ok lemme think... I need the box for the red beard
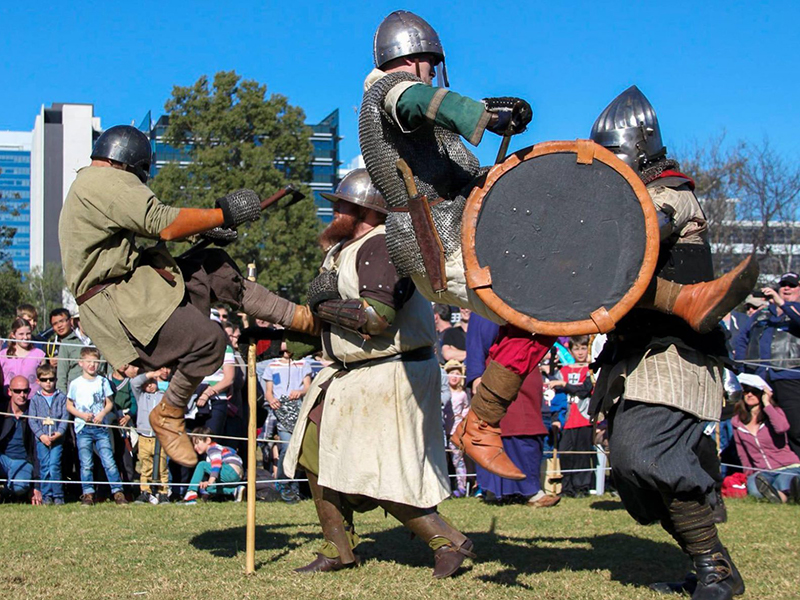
[319,212,359,250]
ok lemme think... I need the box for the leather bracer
[315,298,389,336]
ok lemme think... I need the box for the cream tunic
[284,226,451,508]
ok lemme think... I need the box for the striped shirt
[205,442,243,478]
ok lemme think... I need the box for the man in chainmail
[59,125,318,470]
[358,11,758,483]
[282,170,474,578]
[589,87,747,600]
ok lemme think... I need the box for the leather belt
[332,346,435,372]
[75,266,176,305]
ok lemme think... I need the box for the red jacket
[732,405,800,470]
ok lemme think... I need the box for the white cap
[736,373,772,393]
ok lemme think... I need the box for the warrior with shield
[358,11,757,481]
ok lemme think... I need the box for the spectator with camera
[736,272,800,458]
[262,341,312,503]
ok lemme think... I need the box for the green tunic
[59,166,183,370]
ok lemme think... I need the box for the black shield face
[473,152,647,324]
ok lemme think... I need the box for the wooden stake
[245,263,258,575]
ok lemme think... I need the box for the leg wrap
[471,360,523,425]
[164,370,204,409]
[306,472,358,564]
[666,497,720,557]
[241,279,296,328]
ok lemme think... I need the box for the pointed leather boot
[380,502,476,579]
[149,400,198,468]
[690,546,745,600]
[670,255,759,334]
[294,553,360,573]
[452,409,525,480]
[649,572,697,595]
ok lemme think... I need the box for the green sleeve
[364,298,397,327]
[396,84,490,146]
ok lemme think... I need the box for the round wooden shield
[462,140,659,336]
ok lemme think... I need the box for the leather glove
[200,226,238,247]
[216,189,262,228]
[483,97,533,135]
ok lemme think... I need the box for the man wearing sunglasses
[736,272,800,460]
[0,375,42,504]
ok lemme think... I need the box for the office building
[0,131,32,271]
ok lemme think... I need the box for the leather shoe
[149,400,198,468]
[649,573,697,595]
[432,539,475,579]
[451,409,525,480]
[671,255,759,334]
[294,553,359,573]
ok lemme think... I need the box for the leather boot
[380,501,476,579]
[451,361,525,480]
[660,255,759,334]
[690,545,745,599]
[649,572,698,595]
[296,472,358,572]
[149,400,198,468]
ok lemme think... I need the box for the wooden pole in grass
[245,263,258,574]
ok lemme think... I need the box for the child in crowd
[66,347,127,506]
[109,364,139,486]
[444,360,469,497]
[1,317,46,396]
[548,335,595,497]
[28,364,68,505]
[184,426,245,504]
[131,368,171,504]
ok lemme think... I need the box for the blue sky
[2,1,797,166]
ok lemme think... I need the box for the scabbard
[407,192,448,293]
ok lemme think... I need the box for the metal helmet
[320,168,388,214]
[373,10,449,87]
[589,86,666,172]
[91,125,152,183]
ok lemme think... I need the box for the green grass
[1,495,797,599]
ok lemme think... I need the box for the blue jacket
[464,314,500,388]
[28,390,69,439]
[735,302,800,381]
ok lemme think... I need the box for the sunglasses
[39,377,55,382]
[742,386,762,395]
[780,282,798,288]
[11,388,31,394]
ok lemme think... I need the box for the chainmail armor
[640,158,681,185]
[358,71,481,276]
[307,269,341,311]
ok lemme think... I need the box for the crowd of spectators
[4,275,800,508]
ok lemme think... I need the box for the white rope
[0,336,96,348]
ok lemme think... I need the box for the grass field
[1,495,797,599]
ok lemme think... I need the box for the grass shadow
[590,499,626,511]
[190,523,317,564]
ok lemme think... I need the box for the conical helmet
[590,86,665,171]
[320,168,387,214]
[373,10,449,86]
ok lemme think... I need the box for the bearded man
[282,169,474,578]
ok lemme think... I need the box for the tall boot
[643,255,759,334]
[691,545,745,600]
[379,501,475,579]
[241,280,320,336]
[295,472,359,573]
[451,361,525,480]
[149,370,204,468]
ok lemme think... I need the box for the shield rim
[461,139,660,336]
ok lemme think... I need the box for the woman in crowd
[732,373,800,503]
[1,318,46,396]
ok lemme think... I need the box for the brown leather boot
[451,361,525,480]
[290,304,321,336]
[295,472,359,573]
[149,400,198,468]
[379,501,476,579]
[658,255,759,334]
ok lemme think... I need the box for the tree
[0,263,26,334]
[150,71,322,302]
[24,262,66,326]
